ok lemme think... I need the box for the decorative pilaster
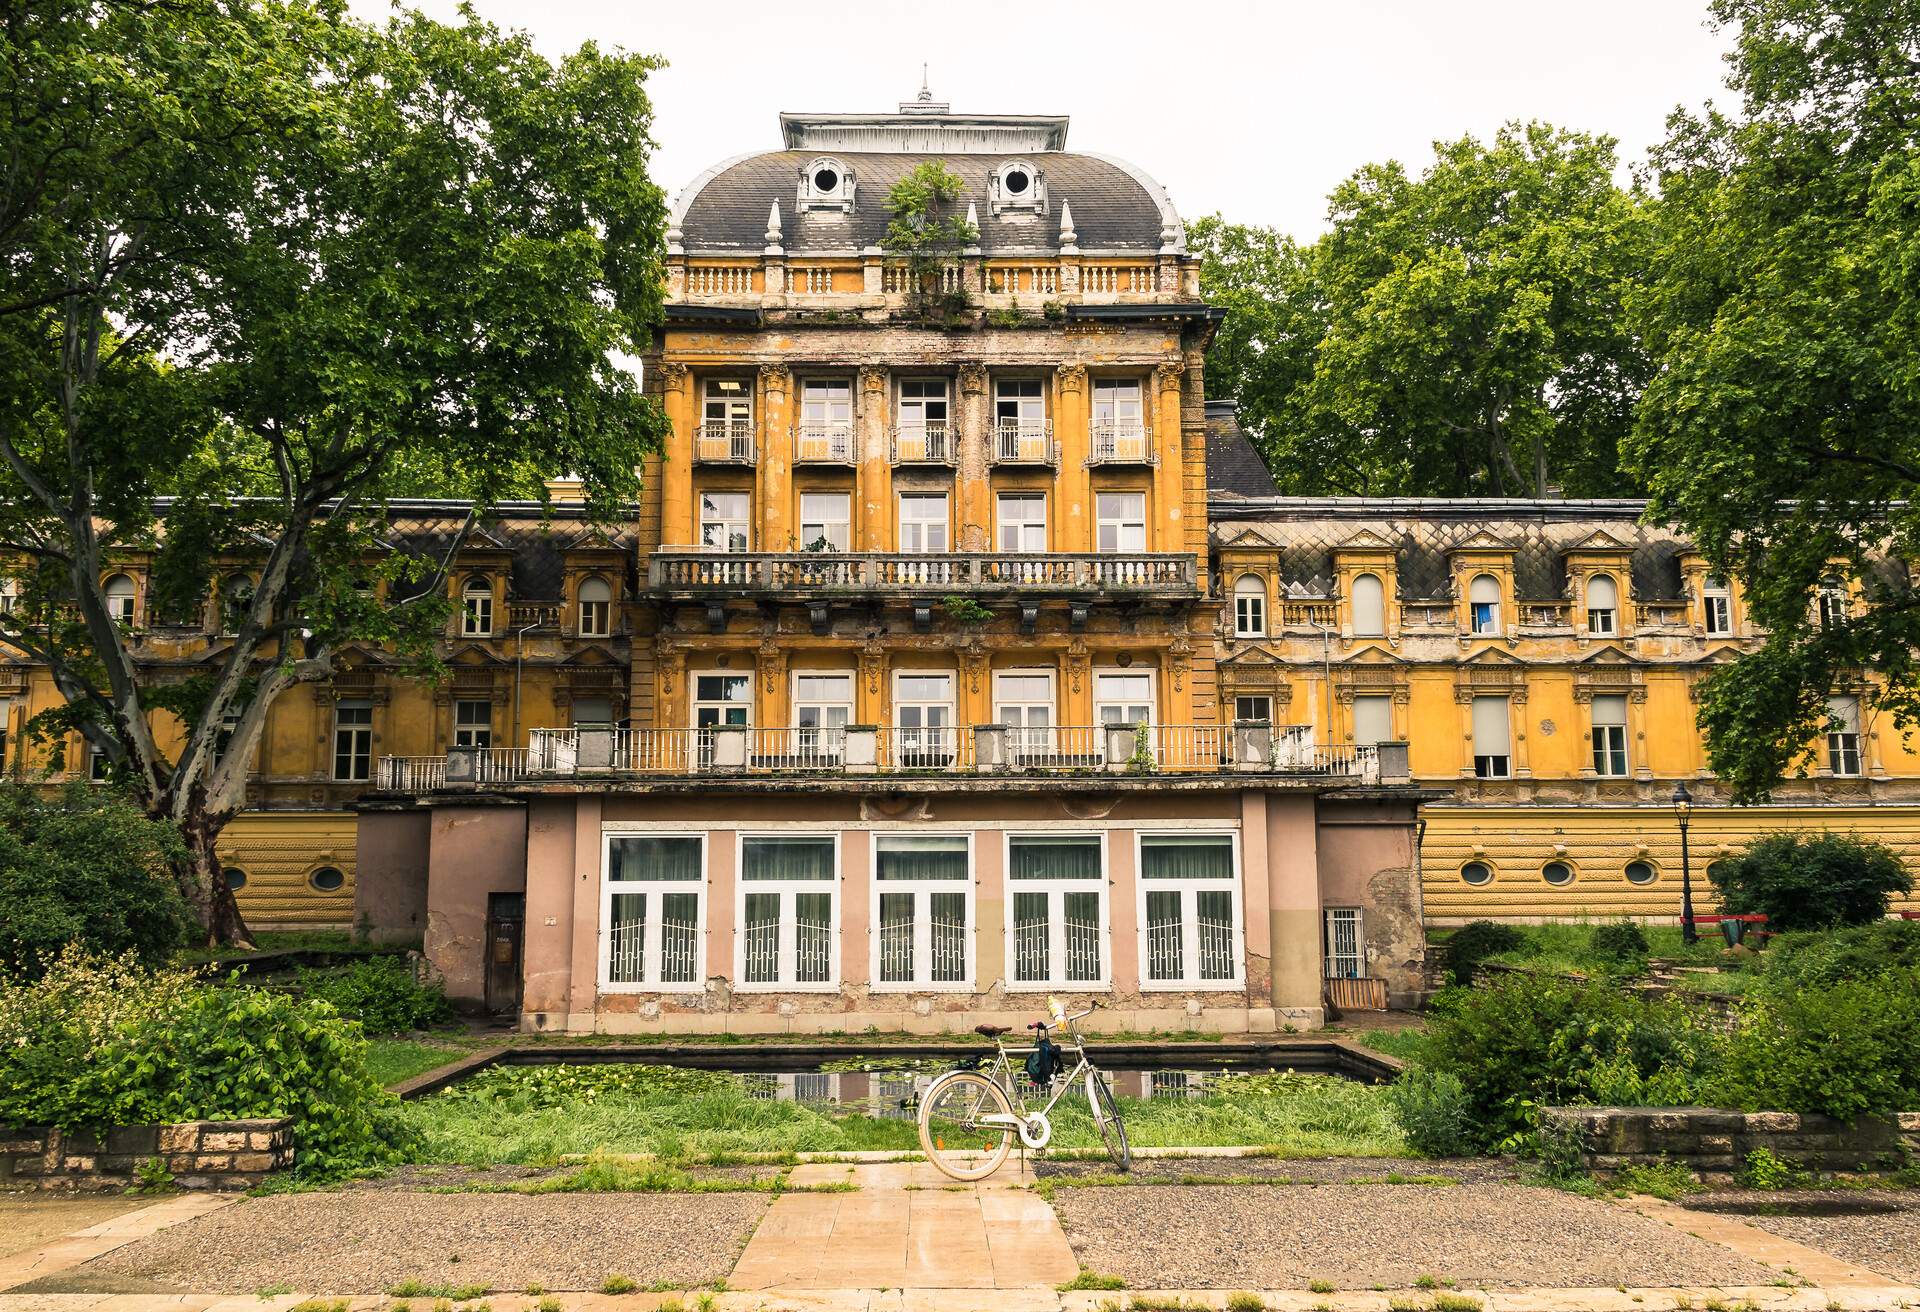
[1151,360,1186,555]
[757,363,791,548]
[658,362,693,548]
[1055,363,1090,551]
[957,362,990,552]
[858,364,890,550]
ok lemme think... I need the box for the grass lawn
[1477,920,1763,994]
[366,1037,470,1087]
[1352,1027,1426,1063]
[396,1064,1407,1165]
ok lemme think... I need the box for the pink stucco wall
[420,801,527,1007]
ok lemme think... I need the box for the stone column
[1151,361,1185,554]
[857,364,890,550]
[658,363,693,547]
[1054,364,1089,551]
[956,363,990,552]
[757,363,791,551]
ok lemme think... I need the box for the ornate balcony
[648,550,1199,599]
[795,423,855,464]
[890,423,953,465]
[991,421,1056,466]
[1088,422,1155,465]
[694,421,755,464]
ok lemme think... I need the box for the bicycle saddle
[973,1024,1011,1038]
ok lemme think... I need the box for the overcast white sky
[349,0,1735,240]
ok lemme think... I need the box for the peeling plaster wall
[1317,798,1427,1007]
[421,801,528,1007]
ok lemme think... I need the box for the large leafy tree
[1626,0,1920,800]
[1193,123,1650,497]
[0,0,669,941]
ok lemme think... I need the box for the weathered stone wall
[0,1118,293,1191]
[1545,1105,1920,1176]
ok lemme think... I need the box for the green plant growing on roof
[883,161,978,318]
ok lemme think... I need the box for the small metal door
[484,892,525,1015]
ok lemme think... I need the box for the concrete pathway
[1617,1193,1901,1291]
[729,1160,1078,1291]
[0,1195,238,1295]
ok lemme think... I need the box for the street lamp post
[1671,780,1696,945]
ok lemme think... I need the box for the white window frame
[1703,578,1733,637]
[700,490,751,552]
[1352,694,1392,748]
[1590,694,1629,777]
[453,698,493,750]
[1468,574,1501,636]
[1826,695,1863,776]
[898,492,950,553]
[1233,575,1266,638]
[1134,830,1244,991]
[1233,694,1273,724]
[461,578,493,637]
[1817,578,1849,629]
[103,573,137,625]
[1471,695,1511,780]
[702,378,752,425]
[1094,669,1155,728]
[692,672,753,729]
[1586,574,1618,636]
[800,492,851,552]
[333,699,373,781]
[799,378,854,459]
[1324,907,1364,980]
[577,577,612,637]
[734,832,840,993]
[869,831,975,993]
[994,668,1056,758]
[893,670,957,765]
[996,493,1047,552]
[1351,572,1386,637]
[600,832,708,993]
[1003,832,1110,992]
[1095,492,1147,553]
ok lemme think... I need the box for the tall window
[700,379,753,460]
[994,670,1054,758]
[1351,572,1385,636]
[1233,575,1266,637]
[461,578,493,636]
[1471,696,1511,779]
[1827,695,1863,776]
[220,574,253,634]
[994,378,1048,461]
[873,834,970,989]
[897,378,949,460]
[1353,694,1392,748]
[211,706,242,769]
[333,699,373,781]
[1091,380,1146,458]
[454,699,492,750]
[87,742,111,781]
[1590,694,1628,776]
[1586,574,1618,635]
[1095,672,1153,727]
[1469,574,1501,636]
[603,835,703,989]
[577,578,612,637]
[700,491,750,552]
[103,573,136,625]
[894,672,955,765]
[800,492,850,552]
[1139,834,1240,988]
[694,673,751,730]
[996,494,1047,552]
[1233,694,1272,724]
[1324,908,1364,980]
[1095,492,1146,552]
[1007,835,1106,989]
[738,835,836,989]
[1817,577,1849,629]
[898,493,949,552]
[793,673,853,760]
[1703,577,1733,636]
[799,379,853,460]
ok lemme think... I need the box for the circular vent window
[1003,168,1030,195]
[308,866,346,893]
[224,867,248,891]
[1460,861,1493,886]
[1624,860,1657,885]
[1542,860,1574,886]
[812,167,839,193]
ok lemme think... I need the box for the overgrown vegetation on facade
[882,161,978,318]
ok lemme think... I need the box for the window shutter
[1471,696,1509,754]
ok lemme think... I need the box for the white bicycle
[916,998,1130,1180]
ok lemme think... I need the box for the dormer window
[798,156,855,213]
[990,160,1046,216]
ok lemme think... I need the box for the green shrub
[0,783,192,975]
[1712,967,1920,1120]
[1386,1069,1475,1157]
[1758,920,1920,993]
[293,957,452,1035]
[0,948,402,1177]
[1612,1159,1700,1199]
[1442,920,1526,985]
[1736,1146,1812,1190]
[1591,920,1650,968]
[1421,974,1722,1149]
[1708,832,1913,930]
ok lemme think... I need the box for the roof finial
[918,64,931,102]
[764,200,783,255]
[1058,200,1078,254]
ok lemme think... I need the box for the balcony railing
[377,727,1406,791]
[992,421,1055,466]
[649,550,1197,597]
[694,421,756,464]
[890,424,953,465]
[1089,422,1154,465]
[796,423,855,463]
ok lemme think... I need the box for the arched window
[461,577,493,637]
[1586,574,1618,635]
[1468,574,1501,635]
[1233,575,1266,638]
[1351,573,1385,637]
[103,573,136,625]
[578,577,612,637]
[219,574,253,633]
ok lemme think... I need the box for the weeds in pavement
[289,1302,348,1312]
[599,1274,638,1295]
[1227,1293,1266,1311]
[1433,1294,1484,1312]
[1612,1160,1701,1200]
[255,1284,294,1298]
[384,1280,485,1301]
[1059,1268,1128,1290]
[1308,1279,1336,1293]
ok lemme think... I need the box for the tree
[1192,124,1651,497]
[1626,0,1920,800]
[0,1,670,942]
[881,161,977,317]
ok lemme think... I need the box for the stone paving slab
[1619,1193,1900,1290]
[0,1197,239,1294]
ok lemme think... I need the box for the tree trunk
[174,800,256,950]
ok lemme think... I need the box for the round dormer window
[812,166,839,193]
[1003,167,1030,195]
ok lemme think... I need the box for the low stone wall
[0,1118,293,1190]
[1545,1105,1920,1176]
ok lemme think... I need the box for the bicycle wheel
[919,1071,1016,1181]
[1087,1067,1130,1171]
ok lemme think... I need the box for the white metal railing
[747,726,846,770]
[877,725,970,771]
[694,421,755,463]
[742,910,779,984]
[659,914,698,984]
[1066,910,1101,982]
[377,756,445,791]
[1147,915,1182,982]
[1198,910,1236,980]
[992,421,1054,464]
[796,914,832,984]
[795,423,855,462]
[650,550,1197,595]
[1004,725,1103,770]
[607,914,646,985]
[1089,422,1154,463]
[687,266,754,296]
[890,423,952,464]
[1154,724,1230,771]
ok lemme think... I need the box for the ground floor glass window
[873,834,970,988]
[739,835,836,988]
[1007,835,1105,988]
[1139,834,1240,987]
[604,835,703,988]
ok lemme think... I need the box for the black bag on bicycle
[1025,1034,1062,1085]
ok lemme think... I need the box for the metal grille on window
[605,835,702,987]
[930,891,967,983]
[659,893,698,983]
[1324,908,1363,980]
[879,891,915,984]
[608,892,647,985]
[1146,889,1183,982]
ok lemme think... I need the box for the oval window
[224,866,248,891]
[308,866,346,893]
[1542,860,1574,886]
[813,167,839,192]
[1003,168,1030,195]
[1624,860,1657,885]
[1460,861,1493,886]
